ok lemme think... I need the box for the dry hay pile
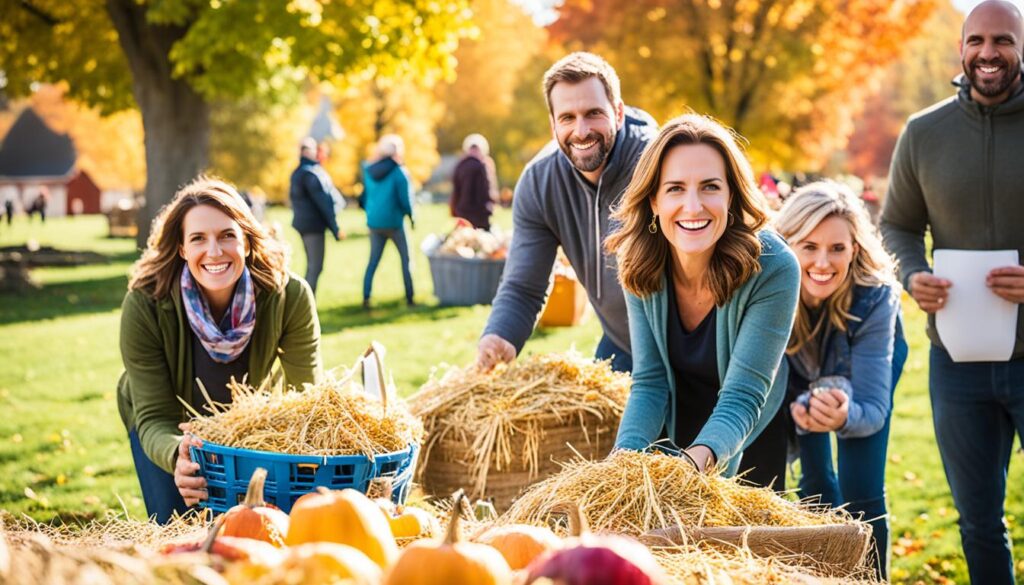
[187,372,423,457]
[0,512,222,585]
[501,450,851,535]
[409,351,631,498]
[652,545,883,585]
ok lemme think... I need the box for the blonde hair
[542,52,622,115]
[129,176,288,300]
[605,114,768,304]
[774,180,897,354]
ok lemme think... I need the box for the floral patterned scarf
[180,265,256,363]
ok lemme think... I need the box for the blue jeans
[364,228,414,303]
[930,345,1024,585]
[798,417,893,580]
[129,429,192,524]
[595,334,633,373]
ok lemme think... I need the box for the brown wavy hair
[129,176,288,300]
[605,114,768,304]
[773,180,898,354]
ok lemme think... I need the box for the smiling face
[180,204,248,304]
[794,215,858,307]
[549,77,625,181]
[651,143,730,264]
[960,1,1024,106]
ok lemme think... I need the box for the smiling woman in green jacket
[118,176,323,523]
[606,114,799,480]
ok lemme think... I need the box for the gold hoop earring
[727,211,736,226]
[648,215,659,234]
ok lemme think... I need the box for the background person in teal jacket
[776,181,907,581]
[359,134,416,310]
[605,114,800,478]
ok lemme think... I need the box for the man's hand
[476,334,516,372]
[987,265,1024,304]
[908,272,951,313]
[334,228,346,241]
[174,423,207,506]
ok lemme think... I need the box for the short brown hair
[605,114,769,304]
[129,176,288,300]
[542,52,622,114]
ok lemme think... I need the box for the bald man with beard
[881,1,1024,582]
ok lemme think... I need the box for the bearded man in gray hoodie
[881,2,1024,582]
[476,52,657,372]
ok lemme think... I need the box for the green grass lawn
[1,206,1022,583]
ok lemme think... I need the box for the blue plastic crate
[189,441,419,514]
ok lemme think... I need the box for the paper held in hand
[933,249,1019,362]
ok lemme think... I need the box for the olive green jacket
[117,274,322,474]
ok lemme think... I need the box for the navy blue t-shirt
[666,281,719,448]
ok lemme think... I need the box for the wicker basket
[427,253,505,306]
[641,523,873,575]
[420,411,620,512]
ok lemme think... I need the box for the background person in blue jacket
[775,181,907,581]
[605,114,800,478]
[289,137,344,295]
[359,134,416,310]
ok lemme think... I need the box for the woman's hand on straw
[683,445,716,473]
[175,422,208,506]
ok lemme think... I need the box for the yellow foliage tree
[327,79,444,195]
[549,0,937,170]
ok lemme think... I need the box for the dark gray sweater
[483,108,657,354]
[881,73,1024,358]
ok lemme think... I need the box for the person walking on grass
[360,134,416,310]
[118,176,322,523]
[476,52,657,373]
[290,137,344,295]
[450,133,498,230]
[881,2,1024,582]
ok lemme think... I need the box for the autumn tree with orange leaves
[549,0,936,170]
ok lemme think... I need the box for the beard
[963,55,1022,99]
[559,129,615,173]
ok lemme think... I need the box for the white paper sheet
[933,249,1019,362]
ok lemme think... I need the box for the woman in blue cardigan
[606,114,800,478]
[775,181,906,581]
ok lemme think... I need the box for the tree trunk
[106,0,210,248]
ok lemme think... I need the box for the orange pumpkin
[270,542,383,585]
[383,490,513,585]
[474,524,562,570]
[163,535,284,565]
[218,468,289,547]
[286,487,398,567]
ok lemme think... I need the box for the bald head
[964,1,1024,39]
[960,0,1024,106]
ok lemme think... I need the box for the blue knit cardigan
[614,230,800,475]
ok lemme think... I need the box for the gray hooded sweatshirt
[483,107,658,354]
[881,72,1024,359]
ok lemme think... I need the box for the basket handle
[361,342,389,411]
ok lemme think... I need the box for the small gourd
[218,468,289,547]
[522,503,668,585]
[383,490,513,585]
[270,542,383,585]
[474,524,562,570]
[286,487,398,568]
